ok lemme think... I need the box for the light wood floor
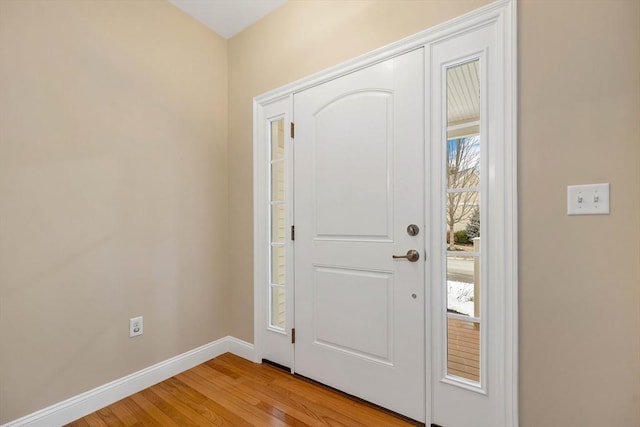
[67,353,422,426]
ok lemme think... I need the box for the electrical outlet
[129,316,143,337]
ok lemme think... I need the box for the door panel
[313,267,393,363]
[294,48,425,422]
[314,91,392,240]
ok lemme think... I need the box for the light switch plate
[567,183,610,215]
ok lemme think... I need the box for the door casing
[253,1,518,425]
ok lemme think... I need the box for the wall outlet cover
[129,316,143,337]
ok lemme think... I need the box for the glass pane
[270,285,286,329]
[446,191,479,249]
[447,136,480,188]
[271,203,285,243]
[271,119,285,160]
[271,161,285,202]
[269,119,286,329]
[447,255,479,317]
[446,59,481,386]
[446,59,480,134]
[446,60,480,188]
[271,245,285,285]
[447,318,480,382]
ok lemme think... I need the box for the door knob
[392,249,420,262]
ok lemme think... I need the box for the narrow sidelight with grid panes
[445,59,481,384]
[269,119,286,330]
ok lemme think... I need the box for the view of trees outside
[465,206,480,239]
[446,135,480,316]
[447,135,480,250]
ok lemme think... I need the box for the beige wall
[519,1,639,425]
[228,1,640,426]
[0,0,229,422]
[1,0,638,425]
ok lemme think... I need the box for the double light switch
[567,183,610,215]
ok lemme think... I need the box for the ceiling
[447,60,480,126]
[169,0,287,39]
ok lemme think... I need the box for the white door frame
[253,1,517,425]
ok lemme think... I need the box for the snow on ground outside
[447,280,474,317]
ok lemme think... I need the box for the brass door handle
[392,249,420,262]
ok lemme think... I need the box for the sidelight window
[444,59,482,385]
[269,118,286,330]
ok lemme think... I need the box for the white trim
[253,97,266,364]
[253,0,517,425]
[2,337,255,427]
[423,46,433,424]
[447,120,480,132]
[227,336,255,362]
[254,0,512,104]
[447,312,481,323]
[504,1,519,425]
[446,186,481,194]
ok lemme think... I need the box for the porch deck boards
[447,318,481,382]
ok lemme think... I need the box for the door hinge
[291,328,296,344]
[290,122,295,138]
[291,225,295,241]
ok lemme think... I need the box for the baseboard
[226,336,255,361]
[2,336,255,427]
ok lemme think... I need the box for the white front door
[293,49,426,422]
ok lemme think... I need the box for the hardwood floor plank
[129,391,186,426]
[82,412,111,427]
[208,354,276,384]
[141,386,214,426]
[178,369,287,426]
[190,363,333,425]
[66,418,91,427]
[254,401,310,427]
[119,396,179,427]
[105,399,145,427]
[67,353,420,427]
[197,361,410,427]
[273,373,416,426]
[159,377,253,426]
[205,372,331,425]
[213,358,417,426]
[204,359,244,380]
[190,364,327,425]
[150,381,220,426]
